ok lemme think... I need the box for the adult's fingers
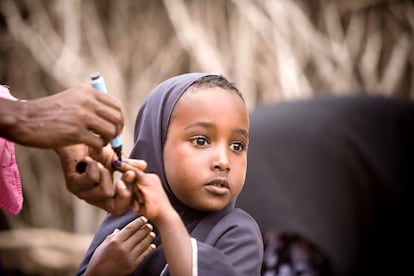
[79,86,124,144]
[104,181,133,216]
[77,160,115,201]
[82,156,100,183]
[114,159,147,174]
[84,115,120,147]
[75,130,106,149]
[93,88,123,111]
[89,144,117,171]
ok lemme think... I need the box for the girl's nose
[212,145,230,172]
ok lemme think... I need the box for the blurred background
[0,0,413,274]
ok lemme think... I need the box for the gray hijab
[130,72,235,219]
[76,73,238,275]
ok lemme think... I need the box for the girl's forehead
[173,88,242,112]
[170,86,249,123]
[177,86,243,105]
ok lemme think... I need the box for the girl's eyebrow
[184,122,248,139]
[184,122,214,130]
[236,129,249,139]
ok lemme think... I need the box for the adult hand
[2,85,124,149]
[85,216,156,275]
[55,144,147,216]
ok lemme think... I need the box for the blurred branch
[162,0,226,74]
[230,10,256,109]
[379,35,410,93]
[0,0,91,86]
[82,1,125,101]
[62,0,82,53]
[337,0,388,12]
[360,13,382,89]
[266,0,313,98]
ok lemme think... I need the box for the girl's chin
[194,201,228,212]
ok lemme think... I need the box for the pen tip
[90,72,101,80]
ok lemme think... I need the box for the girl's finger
[116,216,148,242]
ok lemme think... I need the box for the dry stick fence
[0,0,413,274]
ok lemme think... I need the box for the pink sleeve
[0,85,23,215]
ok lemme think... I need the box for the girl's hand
[85,216,156,276]
[117,159,173,224]
[117,160,193,276]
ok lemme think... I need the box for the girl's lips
[204,178,230,195]
[205,178,230,189]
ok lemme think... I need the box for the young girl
[76,73,263,275]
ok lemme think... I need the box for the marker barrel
[90,72,123,161]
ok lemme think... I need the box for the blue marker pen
[90,72,123,162]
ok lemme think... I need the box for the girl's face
[163,86,249,212]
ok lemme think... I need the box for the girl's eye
[230,142,246,152]
[191,136,209,147]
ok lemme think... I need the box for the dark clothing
[77,73,263,275]
[78,208,262,275]
[236,95,414,276]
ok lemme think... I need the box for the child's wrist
[154,207,181,229]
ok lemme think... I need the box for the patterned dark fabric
[261,229,332,276]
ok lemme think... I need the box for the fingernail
[119,182,127,189]
[140,216,148,223]
[145,223,153,231]
[113,159,122,168]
